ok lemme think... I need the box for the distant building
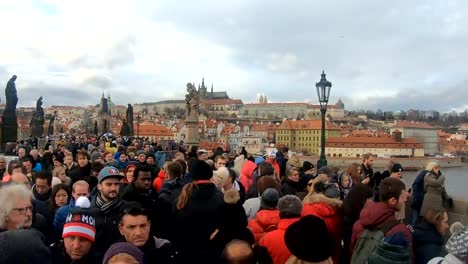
[390,121,438,155]
[240,99,345,120]
[276,120,341,155]
[98,93,111,135]
[198,78,229,100]
[326,130,425,158]
[200,98,243,117]
[136,122,174,141]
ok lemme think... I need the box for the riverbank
[298,156,466,169]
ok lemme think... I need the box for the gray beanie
[278,195,302,219]
[260,188,279,209]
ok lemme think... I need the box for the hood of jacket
[240,160,257,178]
[303,193,342,208]
[359,201,397,228]
[277,218,299,230]
[255,209,280,229]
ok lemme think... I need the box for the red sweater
[260,218,299,264]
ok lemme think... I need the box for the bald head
[11,173,30,188]
[222,240,254,264]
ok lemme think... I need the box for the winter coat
[410,170,428,212]
[351,202,413,259]
[53,198,76,237]
[280,178,302,196]
[50,241,99,264]
[275,151,287,177]
[259,218,299,264]
[69,163,92,185]
[413,221,445,264]
[0,229,52,264]
[247,209,280,243]
[91,197,126,260]
[153,170,166,192]
[239,160,257,193]
[361,163,374,188]
[137,236,177,264]
[32,186,53,225]
[302,194,343,264]
[420,171,449,216]
[172,182,224,264]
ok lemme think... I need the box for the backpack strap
[378,219,401,234]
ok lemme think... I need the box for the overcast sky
[1,0,467,112]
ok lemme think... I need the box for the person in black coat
[171,160,224,264]
[91,167,126,260]
[280,167,302,195]
[413,208,449,264]
[70,151,92,185]
[121,165,163,237]
[340,184,373,264]
[211,189,254,260]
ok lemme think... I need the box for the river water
[398,166,468,200]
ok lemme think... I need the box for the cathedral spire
[211,83,213,95]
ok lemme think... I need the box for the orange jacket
[302,194,343,264]
[152,170,166,192]
[247,209,280,243]
[266,159,280,177]
[239,160,257,193]
[259,218,299,264]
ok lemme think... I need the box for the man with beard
[0,184,33,232]
[92,166,125,259]
[360,153,375,188]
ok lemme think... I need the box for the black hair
[35,170,52,186]
[133,165,151,180]
[120,203,150,222]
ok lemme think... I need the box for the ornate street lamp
[316,70,332,169]
[136,114,141,138]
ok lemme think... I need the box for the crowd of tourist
[0,139,466,264]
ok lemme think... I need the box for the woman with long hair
[341,184,373,264]
[413,208,450,264]
[173,159,224,263]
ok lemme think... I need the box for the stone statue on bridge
[1,75,19,143]
[30,96,45,137]
[184,82,200,145]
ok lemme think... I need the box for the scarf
[32,184,51,202]
[95,193,122,215]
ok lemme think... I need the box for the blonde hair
[52,167,66,178]
[107,253,139,264]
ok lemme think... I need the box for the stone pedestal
[185,119,199,146]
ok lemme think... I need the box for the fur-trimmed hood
[303,193,342,208]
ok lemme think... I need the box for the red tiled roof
[326,136,423,149]
[278,120,340,130]
[136,124,173,137]
[394,121,434,129]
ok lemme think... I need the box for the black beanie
[285,215,333,262]
[191,159,213,180]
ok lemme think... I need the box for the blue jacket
[411,170,428,211]
[53,198,75,235]
[413,221,445,264]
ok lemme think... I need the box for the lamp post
[316,70,332,169]
[136,114,141,138]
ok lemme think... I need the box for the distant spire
[211,83,213,94]
[202,77,205,87]
[102,90,105,99]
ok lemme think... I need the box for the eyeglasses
[307,183,313,187]
[12,206,33,215]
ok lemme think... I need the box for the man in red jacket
[260,195,302,264]
[350,177,412,257]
